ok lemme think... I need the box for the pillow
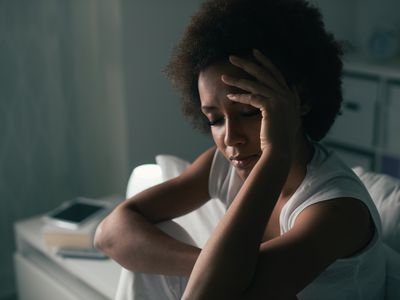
[155,154,190,181]
[352,166,400,253]
[126,155,191,199]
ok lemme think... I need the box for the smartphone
[43,197,109,229]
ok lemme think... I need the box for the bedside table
[14,215,121,300]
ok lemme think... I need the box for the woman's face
[198,61,263,179]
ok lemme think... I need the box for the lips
[229,154,260,169]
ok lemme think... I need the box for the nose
[224,118,246,146]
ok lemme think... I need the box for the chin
[234,159,258,180]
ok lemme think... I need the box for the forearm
[94,206,200,277]
[183,151,291,299]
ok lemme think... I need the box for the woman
[95,0,386,299]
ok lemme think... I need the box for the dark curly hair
[165,0,343,141]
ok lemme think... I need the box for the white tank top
[208,143,386,300]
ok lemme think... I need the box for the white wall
[355,0,400,56]
[314,0,400,56]
[120,0,213,168]
[311,0,358,49]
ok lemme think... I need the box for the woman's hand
[221,49,303,156]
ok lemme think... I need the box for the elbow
[93,217,113,253]
[93,205,137,255]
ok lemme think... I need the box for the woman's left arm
[182,148,293,299]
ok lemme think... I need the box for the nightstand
[14,215,121,300]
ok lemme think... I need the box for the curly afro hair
[165,0,343,141]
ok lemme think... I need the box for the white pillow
[126,155,191,198]
[155,154,190,181]
[126,164,163,198]
[352,166,400,253]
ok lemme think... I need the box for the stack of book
[41,196,122,259]
[42,218,107,259]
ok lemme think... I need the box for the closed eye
[207,118,224,126]
[241,110,261,117]
[207,110,260,126]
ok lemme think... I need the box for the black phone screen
[50,202,104,223]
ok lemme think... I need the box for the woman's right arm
[94,147,216,277]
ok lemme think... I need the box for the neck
[280,135,314,200]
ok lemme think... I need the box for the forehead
[198,60,253,109]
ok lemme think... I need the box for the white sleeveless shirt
[208,143,386,300]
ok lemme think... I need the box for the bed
[119,155,400,299]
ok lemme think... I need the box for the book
[42,217,100,249]
[41,195,122,250]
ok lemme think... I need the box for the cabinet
[324,56,400,178]
[328,76,379,148]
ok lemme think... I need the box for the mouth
[229,154,260,169]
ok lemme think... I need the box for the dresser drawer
[386,83,400,153]
[14,253,79,300]
[327,76,378,148]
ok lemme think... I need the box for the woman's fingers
[222,52,302,118]
[226,93,268,110]
[221,74,291,108]
[228,55,283,92]
[221,74,270,96]
[252,49,290,90]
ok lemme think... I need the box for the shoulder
[294,196,374,259]
[242,196,374,298]
[282,154,376,233]
[288,145,376,258]
[276,143,376,262]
